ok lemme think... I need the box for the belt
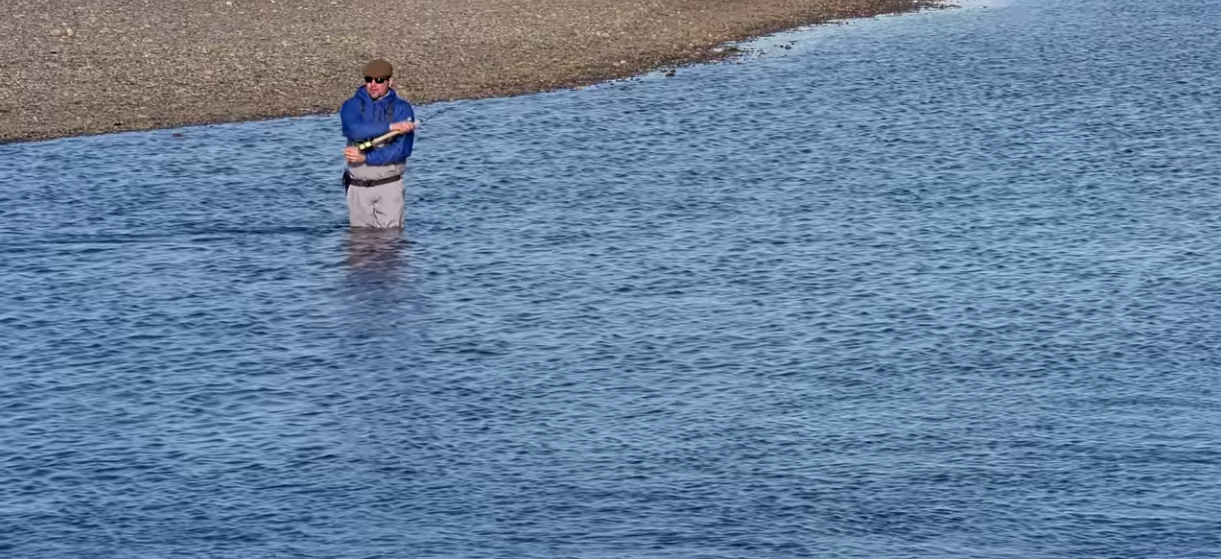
[344,171,402,188]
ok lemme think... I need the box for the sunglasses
[364,76,389,84]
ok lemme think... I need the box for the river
[2,0,1219,557]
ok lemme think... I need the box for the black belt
[343,171,402,188]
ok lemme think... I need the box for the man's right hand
[390,121,416,134]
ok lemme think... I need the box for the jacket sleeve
[364,100,415,165]
[340,98,390,141]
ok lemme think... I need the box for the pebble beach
[1,0,932,143]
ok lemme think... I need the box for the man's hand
[390,120,416,134]
[344,146,366,164]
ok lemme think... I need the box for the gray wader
[344,162,406,228]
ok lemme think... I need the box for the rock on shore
[1,0,932,143]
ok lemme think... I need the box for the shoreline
[1,0,938,144]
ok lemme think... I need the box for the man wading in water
[341,59,416,228]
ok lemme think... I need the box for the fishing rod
[354,106,456,151]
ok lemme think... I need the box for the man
[340,58,416,228]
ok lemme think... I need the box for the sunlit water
[3,0,1220,557]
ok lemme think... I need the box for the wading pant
[346,163,406,228]
[347,179,405,228]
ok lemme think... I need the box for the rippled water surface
[3,0,1221,557]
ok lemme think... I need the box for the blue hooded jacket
[340,87,415,166]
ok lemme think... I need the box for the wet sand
[1,0,934,143]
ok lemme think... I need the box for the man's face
[365,76,392,99]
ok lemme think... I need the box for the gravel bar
[1,0,936,143]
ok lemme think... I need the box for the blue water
[3,0,1221,557]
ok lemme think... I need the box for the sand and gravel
[1,0,933,144]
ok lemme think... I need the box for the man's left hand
[344,146,366,164]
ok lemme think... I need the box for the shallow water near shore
[3,0,1221,557]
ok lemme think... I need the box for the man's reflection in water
[339,228,424,357]
[345,228,408,285]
